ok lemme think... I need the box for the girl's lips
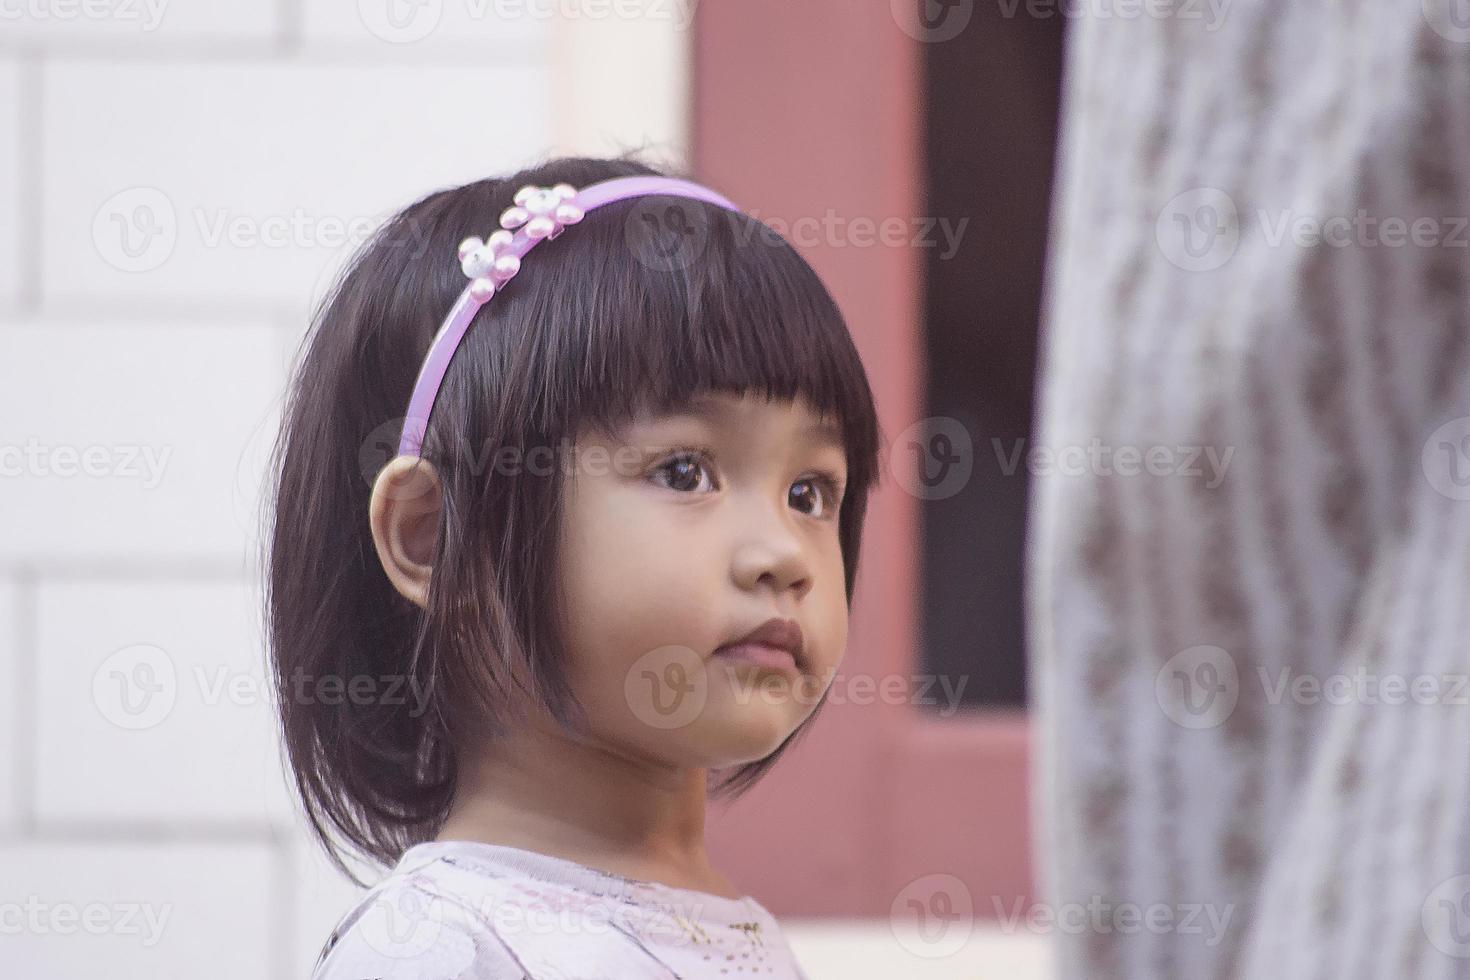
[711,642,801,676]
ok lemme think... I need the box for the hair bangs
[449,196,873,451]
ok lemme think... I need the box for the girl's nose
[730,531,814,600]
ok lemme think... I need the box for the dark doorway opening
[918,5,1067,709]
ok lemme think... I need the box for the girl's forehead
[606,391,845,453]
[644,389,835,426]
[642,388,828,421]
[574,389,837,447]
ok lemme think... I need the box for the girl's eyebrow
[800,418,846,453]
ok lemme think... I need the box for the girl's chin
[690,707,804,762]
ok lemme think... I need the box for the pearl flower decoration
[457,229,521,302]
[457,184,584,302]
[499,183,584,241]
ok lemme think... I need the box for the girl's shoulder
[307,853,520,980]
[309,840,812,980]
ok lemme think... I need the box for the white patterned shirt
[310,840,812,979]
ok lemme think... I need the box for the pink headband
[396,175,744,457]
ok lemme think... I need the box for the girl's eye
[789,475,843,519]
[648,451,843,517]
[650,452,716,493]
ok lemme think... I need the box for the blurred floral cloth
[1031,3,1470,978]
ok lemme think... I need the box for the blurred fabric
[1031,3,1470,977]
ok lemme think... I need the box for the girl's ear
[368,456,443,610]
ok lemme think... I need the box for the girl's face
[553,389,850,769]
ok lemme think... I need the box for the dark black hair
[264,154,882,884]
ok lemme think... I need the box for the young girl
[266,156,881,978]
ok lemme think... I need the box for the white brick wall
[0,0,272,42]
[3,841,278,978]
[0,579,18,832]
[0,59,22,308]
[43,62,556,322]
[0,7,689,976]
[35,578,295,825]
[0,320,282,561]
